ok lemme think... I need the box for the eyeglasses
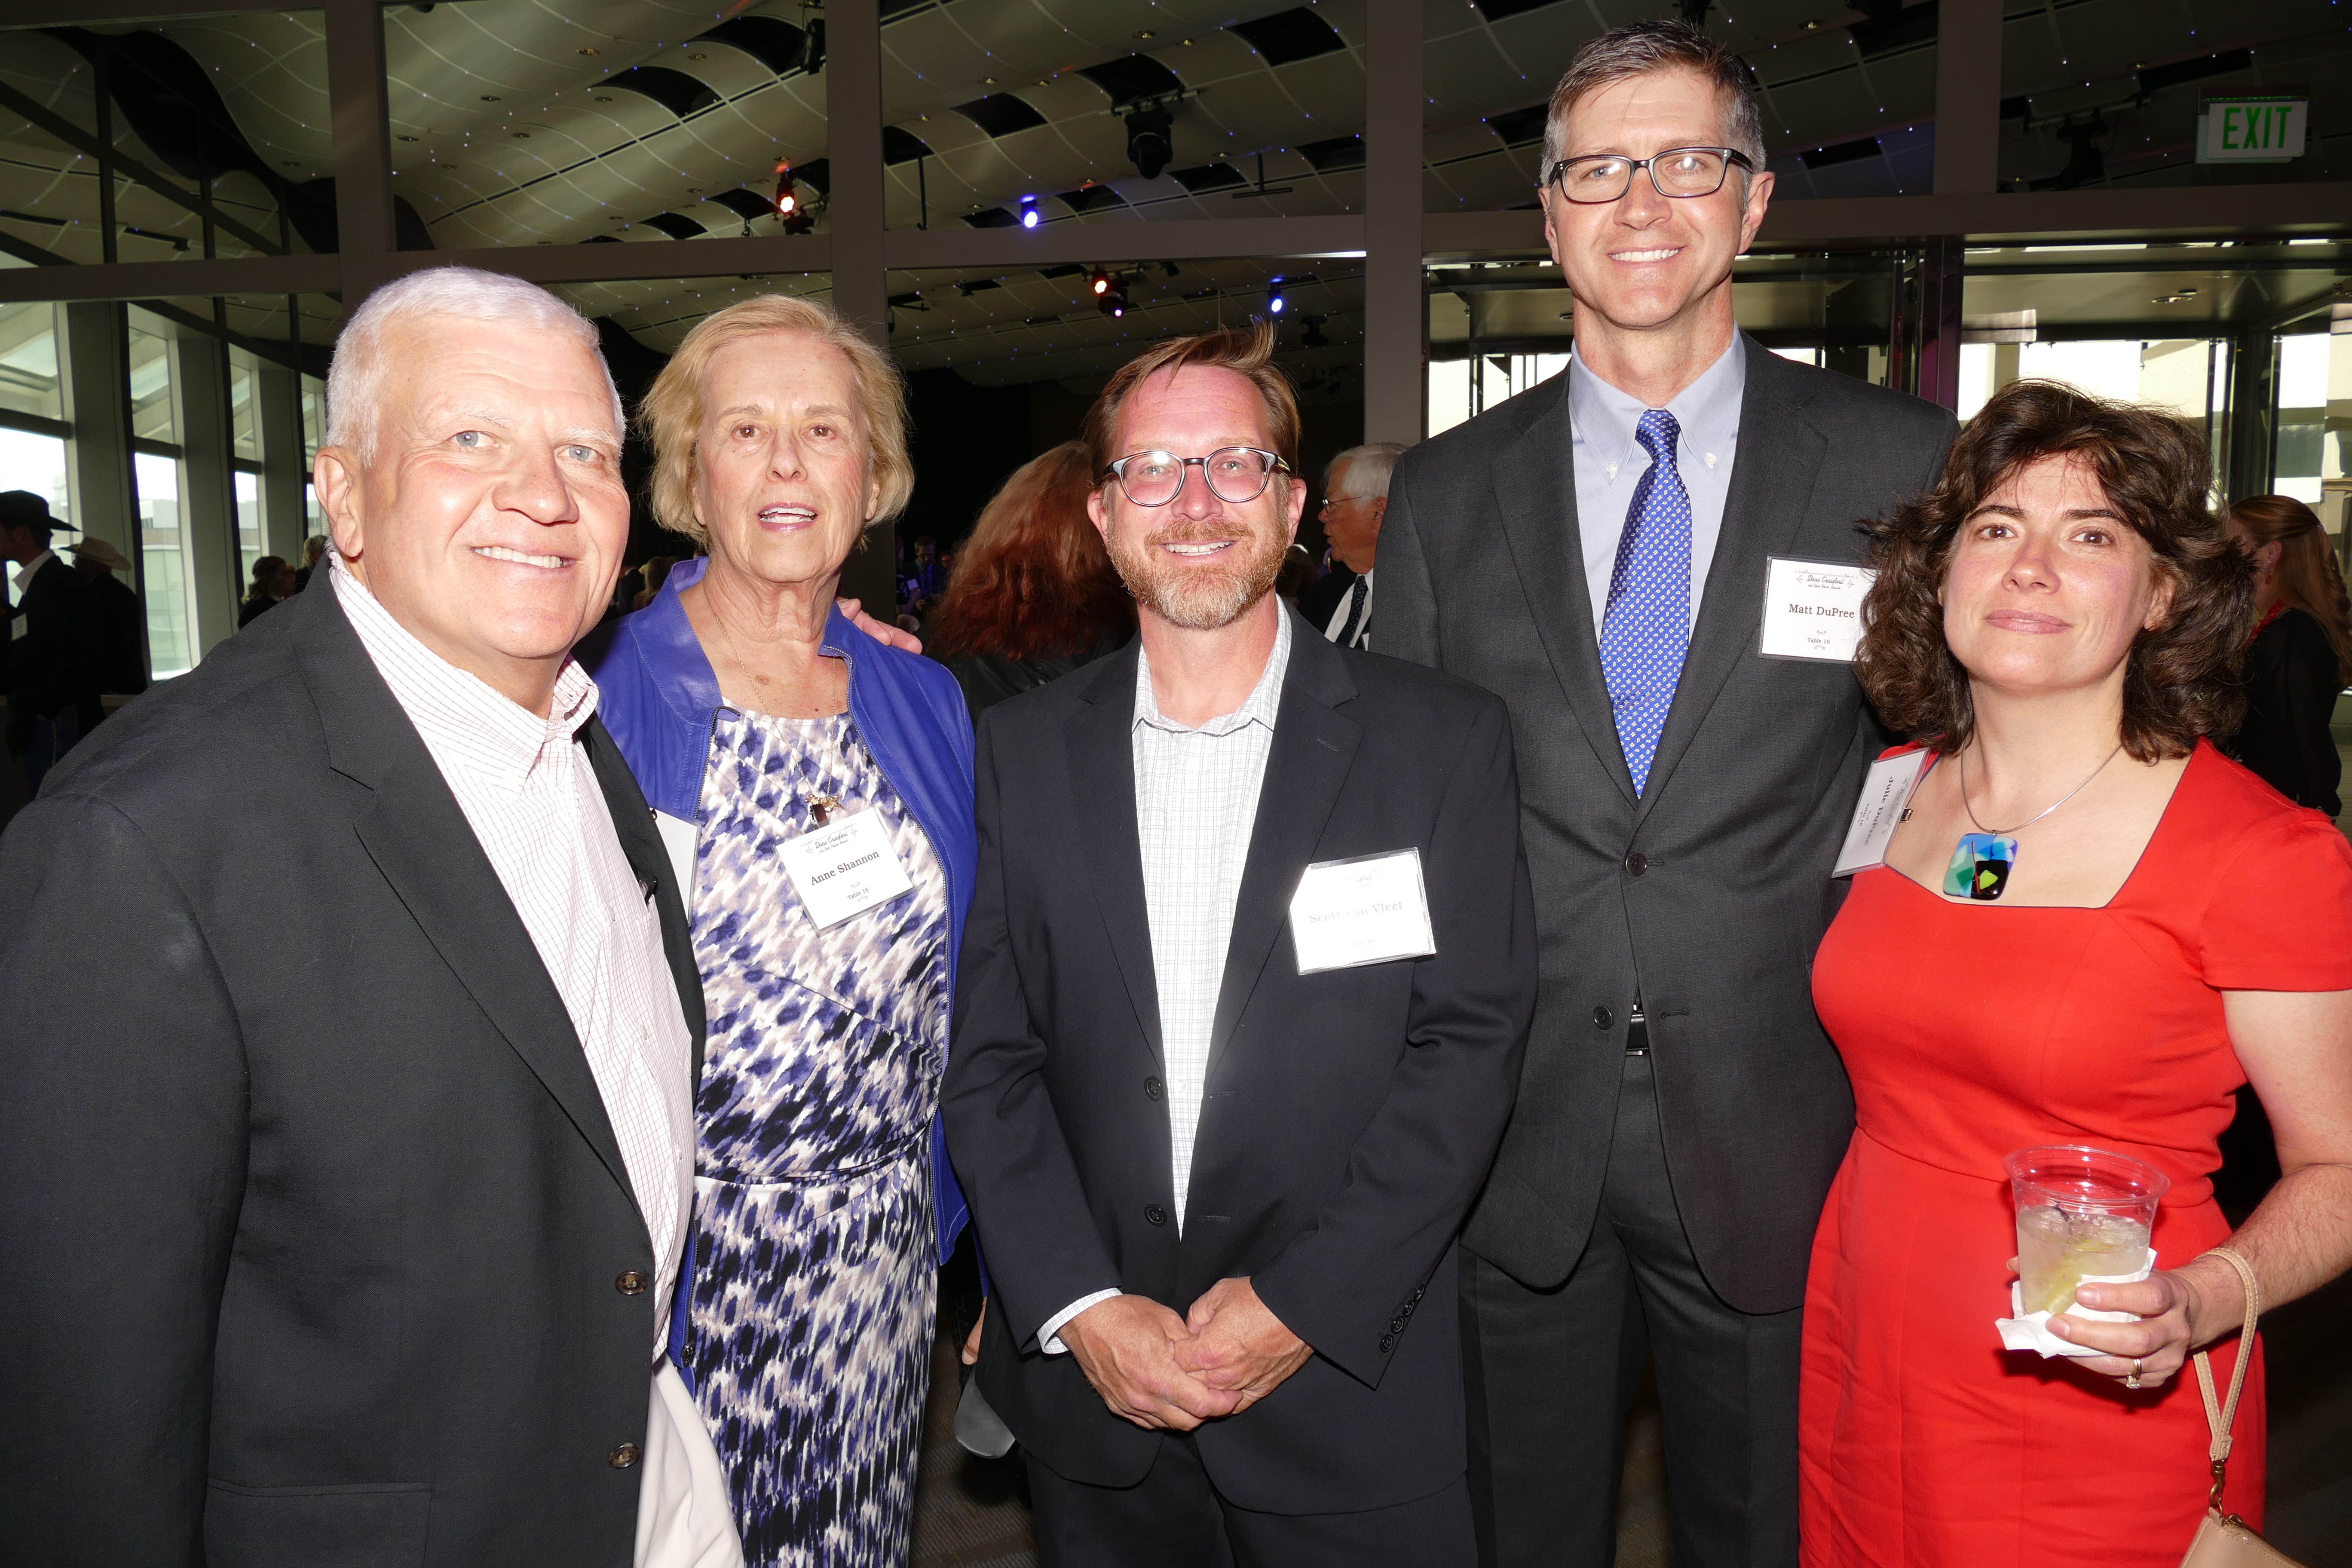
[1545,146,1752,205]
[1318,493,1369,514]
[1101,447,1290,508]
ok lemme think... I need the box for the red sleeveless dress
[1799,741,2352,1568]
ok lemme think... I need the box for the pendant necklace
[1944,743,2122,901]
[712,610,841,826]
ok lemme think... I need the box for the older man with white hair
[1303,441,1404,649]
[0,266,742,1567]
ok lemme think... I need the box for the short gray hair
[1542,21,1766,180]
[325,266,622,460]
[1325,442,1406,500]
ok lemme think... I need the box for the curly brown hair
[927,442,1136,662]
[1857,379,2254,761]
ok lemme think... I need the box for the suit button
[609,1443,640,1469]
[1145,1076,1164,1101]
[1379,1335,1396,1353]
[1592,1005,1613,1029]
[1624,852,1647,877]
[1145,1204,1168,1226]
[616,1270,648,1296]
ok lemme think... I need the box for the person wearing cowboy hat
[0,490,100,793]
[65,537,147,697]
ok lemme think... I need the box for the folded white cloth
[1995,1253,2156,1359]
[636,1360,745,1568]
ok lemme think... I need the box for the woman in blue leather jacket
[583,294,974,1568]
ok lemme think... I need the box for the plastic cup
[2003,1145,2169,1317]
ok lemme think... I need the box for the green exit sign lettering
[2198,95,2308,163]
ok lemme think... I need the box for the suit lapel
[290,585,640,1212]
[1489,376,1639,805]
[1066,646,1165,1066]
[1638,341,1828,821]
[1205,619,1360,1079]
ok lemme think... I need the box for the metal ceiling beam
[326,0,396,300]
[882,215,1368,271]
[0,80,284,259]
[1362,0,1423,446]
[385,236,834,286]
[1932,0,2001,195]
[0,0,265,22]
[0,254,337,304]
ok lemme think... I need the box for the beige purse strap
[2191,1245,2263,1510]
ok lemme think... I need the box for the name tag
[775,807,915,929]
[1759,557,1875,663]
[1289,848,1438,975]
[1832,750,1934,877]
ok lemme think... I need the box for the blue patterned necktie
[1598,409,1692,796]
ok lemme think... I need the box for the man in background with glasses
[945,322,1536,1566]
[1381,21,1957,1568]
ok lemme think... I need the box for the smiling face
[1086,364,1305,632]
[692,329,880,597]
[1543,67,1770,345]
[1942,453,2175,703]
[317,312,628,712]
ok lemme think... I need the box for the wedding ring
[2125,1358,2144,1389]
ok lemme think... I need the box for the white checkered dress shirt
[334,562,697,1360]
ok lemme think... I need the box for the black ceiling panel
[963,206,1017,227]
[1227,9,1345,67]
[2139,49,2254,95]
[953,94,1050,139]
[606,66,719,119]
[1298,134,1364,172]
[1847,0,1937,63]
[1471,0,1563,20]
[1800,136,1881,170]
[1169,162,1246,193]
[641,211,707,239]
[1485,104,1550,147]
[1075,54,1185,107]
[692,16,809,76]
[793,157,831,195]
[882,127,932,165]
[707,188,774,220]
[1038,264,1086,279]
[1057,184,1128,213]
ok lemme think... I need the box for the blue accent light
[1020,195,1041,229]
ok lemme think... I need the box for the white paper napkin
[1995,1253,2156,1358]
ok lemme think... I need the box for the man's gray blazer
[1381,338,1956,1312]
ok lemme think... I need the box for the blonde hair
[637,295,913,547]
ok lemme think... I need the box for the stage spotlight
[1096,272,1130,318]
[774,162,797,220]
[1124,107,1173,180]
[1020,194,1041,229]
[1267,279,1287,315]
[1089,267,1112,297]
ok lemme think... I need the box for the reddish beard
[1107,513,1288,631]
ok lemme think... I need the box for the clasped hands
[1060,1278,1313,1432]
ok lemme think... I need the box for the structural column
[173,332,243,655]
[1362,0,1425,446]
[256,361,309,562]
[828,0,895,613]
[61,302,137,563]
[326,0,397,304]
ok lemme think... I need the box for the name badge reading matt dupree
[1289,849,1438,975]
[1758,557,1875,663]
[776,808,916,930]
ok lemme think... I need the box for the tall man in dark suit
[1381,23,1957,1568]
[0,267,741,1566]
[944,323,1537,1567]
[0,490,99,792]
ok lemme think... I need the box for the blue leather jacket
[581,557,977,1293]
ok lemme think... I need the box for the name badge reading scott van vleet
[1831,750,1934,878]
[1759,557,1876,663]
[776,808,916,930]
[1289,848,1439,976]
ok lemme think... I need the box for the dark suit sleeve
[1251,692,1536,1387]
[943,716,1124,1344]
[1373,458,1439,670]
[0,795,247,1564]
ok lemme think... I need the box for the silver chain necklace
[1959,742,2123,836]
[1944,741,2122,901]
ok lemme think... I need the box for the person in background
[2220,495,2349,817]
[238,554,297,628]
[927,439,1136,725]
[634,553,681,613]
[65,538,146,696]
[0,490,99,794]
[1274,541,1316,606]
[292,532,329,591]
[1379,22,1956,1566]
[1312,442,1402,649]
[901,533,949,621]
[1801,378,2352,1567]
[584,291,975,1568]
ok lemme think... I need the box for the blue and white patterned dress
[683,705,948,1568]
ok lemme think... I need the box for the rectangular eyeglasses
[1545,147,1752,204]
[1102,447,1289,507]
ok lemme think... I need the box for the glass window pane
[236,469,264,585]
[135,451,196,679]
[129,328,177,446]
[0,303,63,425]
[230,355,259,462]
[0,427,69,527]
[2276,331,2335,505]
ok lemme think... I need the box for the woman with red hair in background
[2221,494,2352,818]
[928,440,1137,725]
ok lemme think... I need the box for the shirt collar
[12,548,54,592]
[1568,334,1747,481]
[1133,601,1292,738]
[332,556,599,791]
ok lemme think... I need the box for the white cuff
[1036,1289,1121,1355]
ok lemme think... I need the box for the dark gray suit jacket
[0,581,703,1566]
[943,615,1537,1513]
[1381,340,1956,1312]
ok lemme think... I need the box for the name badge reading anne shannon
[776,808,916,930]
[1759,557,1875,663]
[1289,849,1438,975]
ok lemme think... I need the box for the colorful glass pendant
[1945,833,2019,900]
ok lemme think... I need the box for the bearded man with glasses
[943,322,1537,1567]
[1381,21,1960,1568]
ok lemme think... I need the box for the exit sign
[2198,94,2308,163]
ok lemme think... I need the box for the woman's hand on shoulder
[838,597,921,654]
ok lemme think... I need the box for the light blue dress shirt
[1570,337,1747,638]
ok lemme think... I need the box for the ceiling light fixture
[1125,106,1174,180]
[577,46,598,55]
[1020,194,1041,229]
[1267,278,1287,315]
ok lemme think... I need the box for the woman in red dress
[1800,380,2352,1568]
